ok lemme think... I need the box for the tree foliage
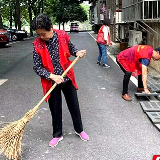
[45,0,88,29]
[0,0,89,33]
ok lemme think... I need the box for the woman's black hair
[31,13,52,31]
[103,18,111,26]
[154,47,160,53]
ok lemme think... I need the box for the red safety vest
[96,25,111,45]
[117,45,153,76]
[33,29,78,101]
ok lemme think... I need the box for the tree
[0,0,20,29]
[0,0,10,28]
[27,0,43,36]
[15,0,21,29]
[45,0,88,30]
[0,0,43,35]
[0,8,3,28]
[0,0,88,36]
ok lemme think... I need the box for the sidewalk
[88,31,160,85]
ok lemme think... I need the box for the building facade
[89,0,160,71]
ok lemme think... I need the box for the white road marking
[0,79,8,86]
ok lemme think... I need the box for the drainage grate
[146,112,160,123]
[135,92,159,96]
[148,83,160,92]
[140,101,160,112]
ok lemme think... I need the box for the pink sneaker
[75,131,89,141]
[49,136,63,147]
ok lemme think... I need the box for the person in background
[96,18,112,68]
[116,45,160,101]
[31,13,89,147]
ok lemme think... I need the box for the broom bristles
[0,56,80,159]
[0,108,37,159]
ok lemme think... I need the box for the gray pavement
[0,33,160,160]
[0,37,35,78]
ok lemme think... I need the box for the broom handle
[33,56,80,111]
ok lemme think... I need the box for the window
[149,1,152,19]
[144,1,148,19]
[123,0,159,20]
[153,1,157,18]
[143,0,158,19]
[158,1,160,17]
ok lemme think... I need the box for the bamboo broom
[0,56,80,160]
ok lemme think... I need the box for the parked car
[0,29,10,47]
[3,25,28,41]
[70,23,79,33]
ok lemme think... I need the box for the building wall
[89,0,160,72]
[146,22,160,71]
[122,0,143,21]
[121,0,160,72]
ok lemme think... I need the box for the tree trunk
[9,7,13,28]
[15,0,21,30]
[38,1,41,14]
[28,0,39,36]
[0,8,3,29]
[59,23,61,30]
[63,22,64,30]
[41,0,44,13]
[28,6,33,36]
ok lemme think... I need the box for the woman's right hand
[49,73,64,84]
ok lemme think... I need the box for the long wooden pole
[32,56,80,112]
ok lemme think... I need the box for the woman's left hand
[76,50,86,58]
[144,88,150,94]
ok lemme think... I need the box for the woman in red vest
[96,18,112,68]
[31,13,89,147]
[117,45,160,101]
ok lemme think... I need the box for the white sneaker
[97,61,101,65]
[103,64,110,68]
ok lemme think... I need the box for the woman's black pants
[116,59,144,95]
[48,80,83,138]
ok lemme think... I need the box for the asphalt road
[0,33,160,160]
